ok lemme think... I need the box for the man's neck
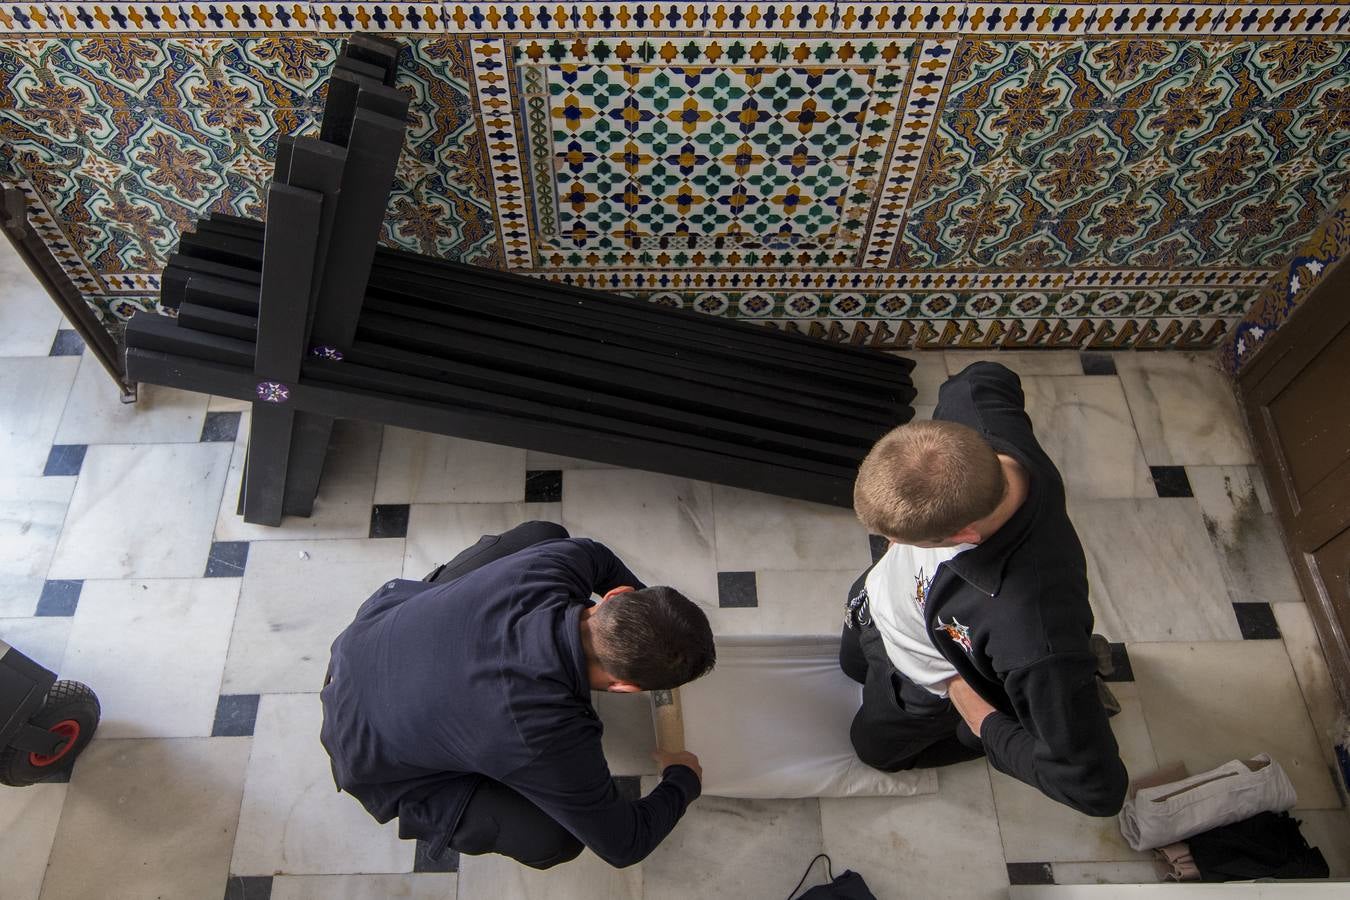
[969,454,1030,542]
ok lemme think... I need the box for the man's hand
[946,676,997,737]
[652,749,702,783]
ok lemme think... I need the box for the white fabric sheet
[666,635,938,799]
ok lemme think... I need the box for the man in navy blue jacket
[844,362,1127,817]
[319,521,715,869]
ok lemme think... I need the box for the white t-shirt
[864,542,974,697]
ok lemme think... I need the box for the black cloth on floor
[1188,811,1329,882]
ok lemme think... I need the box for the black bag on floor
[788,854,877,900]
[1188,811,1329,882]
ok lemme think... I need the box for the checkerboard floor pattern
[1,241,1347,899]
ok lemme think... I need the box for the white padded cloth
[672,635,938,799]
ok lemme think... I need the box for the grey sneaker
[1089,634,1121,718]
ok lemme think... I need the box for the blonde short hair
[853,420,1005,543]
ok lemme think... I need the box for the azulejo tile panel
[0,5,1347,353]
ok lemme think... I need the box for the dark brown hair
[591,587,716,690]
[853,420,1005,544]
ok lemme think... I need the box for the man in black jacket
[319,521,714,869]
[843,361,1127,816]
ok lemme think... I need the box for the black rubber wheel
[0,680,100,786]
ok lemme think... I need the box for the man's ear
[607,681,643,694]
[949,526,982,545]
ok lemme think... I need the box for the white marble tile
[642,781,823,900]
[525,450,618,470]
[1131,641,1341,810]
[0,781,65,900]
[458,849,639,900]
[224,539,405,694]
[1070,499,1240,642]
[705,569,857,637]
[214,416,381,542]
[232,693,410,875]
[1022,376,1155,500]
[946,351,1085,377]
[0,356,78,475]
[375,428,526,504]
[1116,353,1253,466]
[1273,603,1344,772]
[593,690,659,776]
[55,352,208,445]
[0,239,64,357]
[271,874,458,900]
[1299,808,1350,877]
[712,486,871,574]
[903,351,948,406]
[820,760,1009,900]
[1050,862,1162,885]
[1188,466,1301,604]
[60,579,238,738]
[207,394,250,412]
[563,470,718,606]
[994,683,1158,862]
[48,443,230,580]
[403,502,562,580]
[0,616,72,672]
[0,476,74,616]
[41,737,250,900]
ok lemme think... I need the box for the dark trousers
[427,519,586,870]
[840,571,986,771]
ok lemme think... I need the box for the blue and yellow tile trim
[1,3,1348,356]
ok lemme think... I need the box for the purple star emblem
[256,381,290,403]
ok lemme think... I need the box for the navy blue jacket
[928,363,1128,816]
[318,538,701,866]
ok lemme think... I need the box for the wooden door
[1239,260,1350,709]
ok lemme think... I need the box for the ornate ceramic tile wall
[1221,185,1350,371]
[1,3,1348,352]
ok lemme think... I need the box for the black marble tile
[1234,602,1281,640]
[43,444,86,477]
[1079,352,1117,376]
[35,579,82,617]
[615,775,642,803]
[212,694,261,737]
[1104,642,1134,683]
[223,875,272,900]
[201,411,242,443]
[1007,862,1054,885]
[370,504,410,539]
[1149,466,1193,498]
[49,329,85,356]
[717,571,757,608]
[205,541,249,578]
[414,839,460,873]
[868,534,889,563]
[525,469,563,503]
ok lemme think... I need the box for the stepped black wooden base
[125,36,917,523]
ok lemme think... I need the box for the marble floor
[2,242,1349,899]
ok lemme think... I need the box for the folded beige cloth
[1119,754,1297,851]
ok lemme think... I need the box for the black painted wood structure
[125,36,918,524]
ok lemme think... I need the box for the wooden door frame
[1236,260,1350,711]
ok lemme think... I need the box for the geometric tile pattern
[0,4,1348,353]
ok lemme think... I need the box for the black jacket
[927,362,1127,816]
[318,538,700,866]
